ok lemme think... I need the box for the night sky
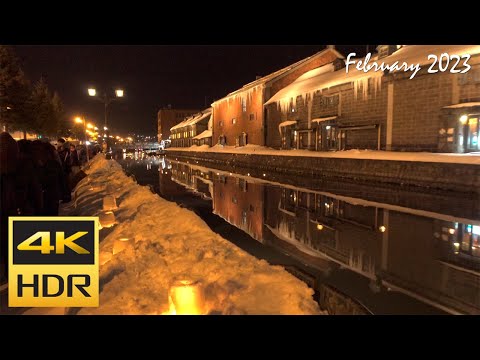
[12,45,369,136]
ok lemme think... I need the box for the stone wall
[166,150,480,194]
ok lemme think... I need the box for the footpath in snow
[168,144,480,165]
[31,155,321,315]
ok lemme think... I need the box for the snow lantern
[99,211,116,228]
[99,251,113,265]
[112,237,133,255]
[103,195,117,211]
[168,279,206,315]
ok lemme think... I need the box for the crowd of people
[0,132,100,284]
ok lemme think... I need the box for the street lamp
[74,116,90,162]
[87,87,125,152]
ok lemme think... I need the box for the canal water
[118,152,480,315]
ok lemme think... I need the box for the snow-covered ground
[25,155,321,315]
[168,144,480,165]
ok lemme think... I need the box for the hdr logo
[8,217,99,308]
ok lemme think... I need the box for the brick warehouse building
[211,47,343,147]
[265,45,480,153]
[157,106,200,142]
[170,108,212,147]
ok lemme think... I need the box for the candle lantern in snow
[112,237,133,255]
[168,279,206,315]
[103,195,117,211]
[99,211,116,228]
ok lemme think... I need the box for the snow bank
[167,145,480,165]
[63,155,322,315]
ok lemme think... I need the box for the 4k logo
[9,217,99,308]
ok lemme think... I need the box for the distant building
[170,108,212,147]
[157,106,201,142]
[211,47,343,147]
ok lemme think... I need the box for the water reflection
[116,154,479,314]
[156,158,480,315]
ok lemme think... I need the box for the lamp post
[74,116,90,162]
[87,87,124,152]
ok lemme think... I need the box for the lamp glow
[75,117,83,124]
[99,211,116,228]
[379,226,386,233]
[113,238,132,255]
[168,279,206,315]
[460,115,468,124]
[115,89,124,97]
[88,88,96,96]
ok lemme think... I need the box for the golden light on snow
[113,237,133,255]
[99,251,113,265]
[167,279,206,315]
[103,195,117,211]
[379,226,386,233]
[460,115,468,124]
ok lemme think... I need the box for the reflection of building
[264,183,480,314]
[170,108,212,147]
[211,47,342,147]
[212,174,264,242]
[157,106,200,142]
[381,213,480,314]
[159,158,480,314]
[168,161,213,199]
[264,186,382,279]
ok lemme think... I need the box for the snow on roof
[170,108,212,131]
[192,129,212,140]
[278,120,297,133]
[265,45,480,107]
[443,102,480,109]
[312,116,337,123]
[265,62,382,107]
[214,48,344,104]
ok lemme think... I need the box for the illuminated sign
[8,217,99,308]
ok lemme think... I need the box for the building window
[249,113,255,121]
[289,98,295,113]
[232,196,238,204]
[219,120,223,127]
[320,94,340,107]
[237,178,247,192]
[241,98,247,112]
[242,210,247,225]
[232,118,236,125]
